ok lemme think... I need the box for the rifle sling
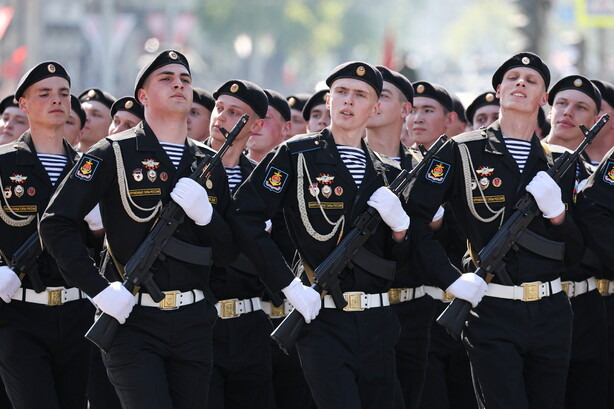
[515,229,565,261]
[350,247,396,281]
[229,252,258,275]
[161,237,212,266]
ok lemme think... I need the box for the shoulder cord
[112,142,162,223]
[0,175,35,227]
[296,152,344,242]
[458,143,505,226]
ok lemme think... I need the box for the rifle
[0,231,46,293]
[271,135,449,354]
[436,113,610,339]
[85,114,249,352]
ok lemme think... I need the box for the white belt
[261,300,294,318]
[138,289,204,310]
[485,278,562,302]
[388,286,427,304]
[561,277,597,298]
[215,297,262,319]
[322,291,389,311]
[596,279,614,296]
[11,287,86,306]
[424,286,455,302]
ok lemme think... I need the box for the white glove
[525,171,565,219]
[446,273,488,308]
[282,278,321,323]
[84,204,103,231]
[367,187,410,232]
[0,266,21,303]
[92,282,136,324]
[432,205,445,222]
[264,219,272,232]
[170,177,213,226]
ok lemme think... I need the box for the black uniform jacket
[409,120,584,289]
[232,128,409,294]
[0,132,81,288]
[40,121,236,298]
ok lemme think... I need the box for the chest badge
[476,166,494,177]
[322,185,332,198]
[142,159,160,170]
[3,186,11,198]
[603,161,614,185]
[205,179,213,189]
[133,168,143,182]
[160,172,169,182]
[492,177,502,188]
[334,186,343,196]
[9,174,27,184]
[479,177,490,189]
[470,179,477,190]
[309,183,320,197]
[147,169,157,182]
[14,185,24,198]
[316,174,335,185]
[27,187,35,196]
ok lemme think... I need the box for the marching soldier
[187,87,214,142]
[108,96,143,135]
[588,80,614,165]
[41,50,236,409]
[77,88,115,152]
[247,89,291,164]
[0,95,28,145]
[465,92,500,131]
[284,93,309,139]
[302,89,330,133]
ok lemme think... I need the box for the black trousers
[102,300,217,409]
[208,310,274,409]
[87,347,122,409]
[464,293,573,409]
[392,296,436,409]
[270,317,316,409]
[419,301,477,409]
[0,299,93,409]
[296,306,400,409]
[602,294,614,408]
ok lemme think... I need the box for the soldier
[465,92,500,131]
[78,88,115,152]
[410,52,584,409]
[247,89,291,164]
[284,93,309,139]
[447,94,468,136]
[187,87,214,142]
[108,96,143,135]
[588,80,614,165]
[0,95,28,145]
[0,61,99,409]
[407,81,455,149]
[65,94,86,147]
[302,89,330,133]
[40,50,236,409]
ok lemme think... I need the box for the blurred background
[1,0,613,101]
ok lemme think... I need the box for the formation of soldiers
[0,48,612,409]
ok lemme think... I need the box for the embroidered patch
[129,188,161,197]
[264,167,288,193]
[425,159,451,184]
[603,161,614,186]
[308,202,344,209]
[472,195,505,204]
[74,156,101,182]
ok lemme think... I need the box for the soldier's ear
[401,102,412,119]
[18,96,28,114]
[250,118,264,134]
[324,92,331,110]
[539,92,548,107]
[495,84,501,99]
[137,88,147,106]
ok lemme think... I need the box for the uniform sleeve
[40,141,115,297]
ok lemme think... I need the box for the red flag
[381,29,396,69]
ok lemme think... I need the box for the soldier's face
[327,78,379,131]
[407,97,450,148]
[0,106,29,144]
[549,89,598,145]
[306,104,330,133]
[367,81,410,130]
[139,64,193,117]
[187,103,211,142]
[246,106,287,157]
[209,94,254,145]
[19,76,70,128]
[285,108,306,139]
[109,110,141,135]
[81,101,111,146]
[64,110,82,147]
[496,67,547,114]
[471,105,500,130]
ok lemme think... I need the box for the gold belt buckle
[521,282,541,302]
[343,292,365,312]
[159,291,180,310]
[597,279,609,296]
[388,288,401,305]
[270,304,287,318]
[47,289,63,306]
[561,282,570,297]
[218,298,239,318]
[442,291,455,302]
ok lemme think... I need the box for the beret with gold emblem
[79,88,116,110]
[548,75,601,112]
[15,61,71,100]
[412,81,453,112]
[265,89,291,121]
[376,65,413,104]
[0,95,19,115]
[111,96,144,120]
[466,91,500,126]
[70,95,87,129]
[325,61,383,96]
[286,93,310,113]
[134,49,190,100]
[451,93,467,123]
[213,79,268,119]
[301,89,329,121]
[491,51,550,90]
[592,79,614,110]
[192,87,215,112]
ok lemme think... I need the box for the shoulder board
[0,142,17,155]
[452,129,487,144]
[286,132,322,154]
[106,127,138,143]
[192,139,217,156]
[541,141,572,155]
[406,147,424,163]
[372,151,401,170]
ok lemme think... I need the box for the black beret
[450,93,467,123]
[15,61,71,100]
[192,87,215,111]
[376,65,413,104]
[592,79,614,109]
[70,95,87,129]
[264,89,291,122]
[286,93,310,112]
[466,92,500,125]
[326,61,383,96]
[213,79,268,119]
[111,96,144,120]
[537,106,550,134]
[412,81,453,112]
[134,50,190,99]
[0,95,19,114]
[79,88,116,110]
[548,75,601,112]
[492,52,550,90]
[301,89,329,121]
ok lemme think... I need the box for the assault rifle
[436,113,610,339]
[86,114,249,352]
[0,231,45,293]
[271,135,449,354]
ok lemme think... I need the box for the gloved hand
[432,205,445,222]
[367,187,410,232]
[446,273,488,308]
[170,177,213,226]
[0,266,21,303]
[282,278,321,323]
[525,171,565,219]
[92,282,136,324]
[84,204,103,231]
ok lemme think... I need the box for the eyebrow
[156,70,191,78]
[335,86,370,94]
